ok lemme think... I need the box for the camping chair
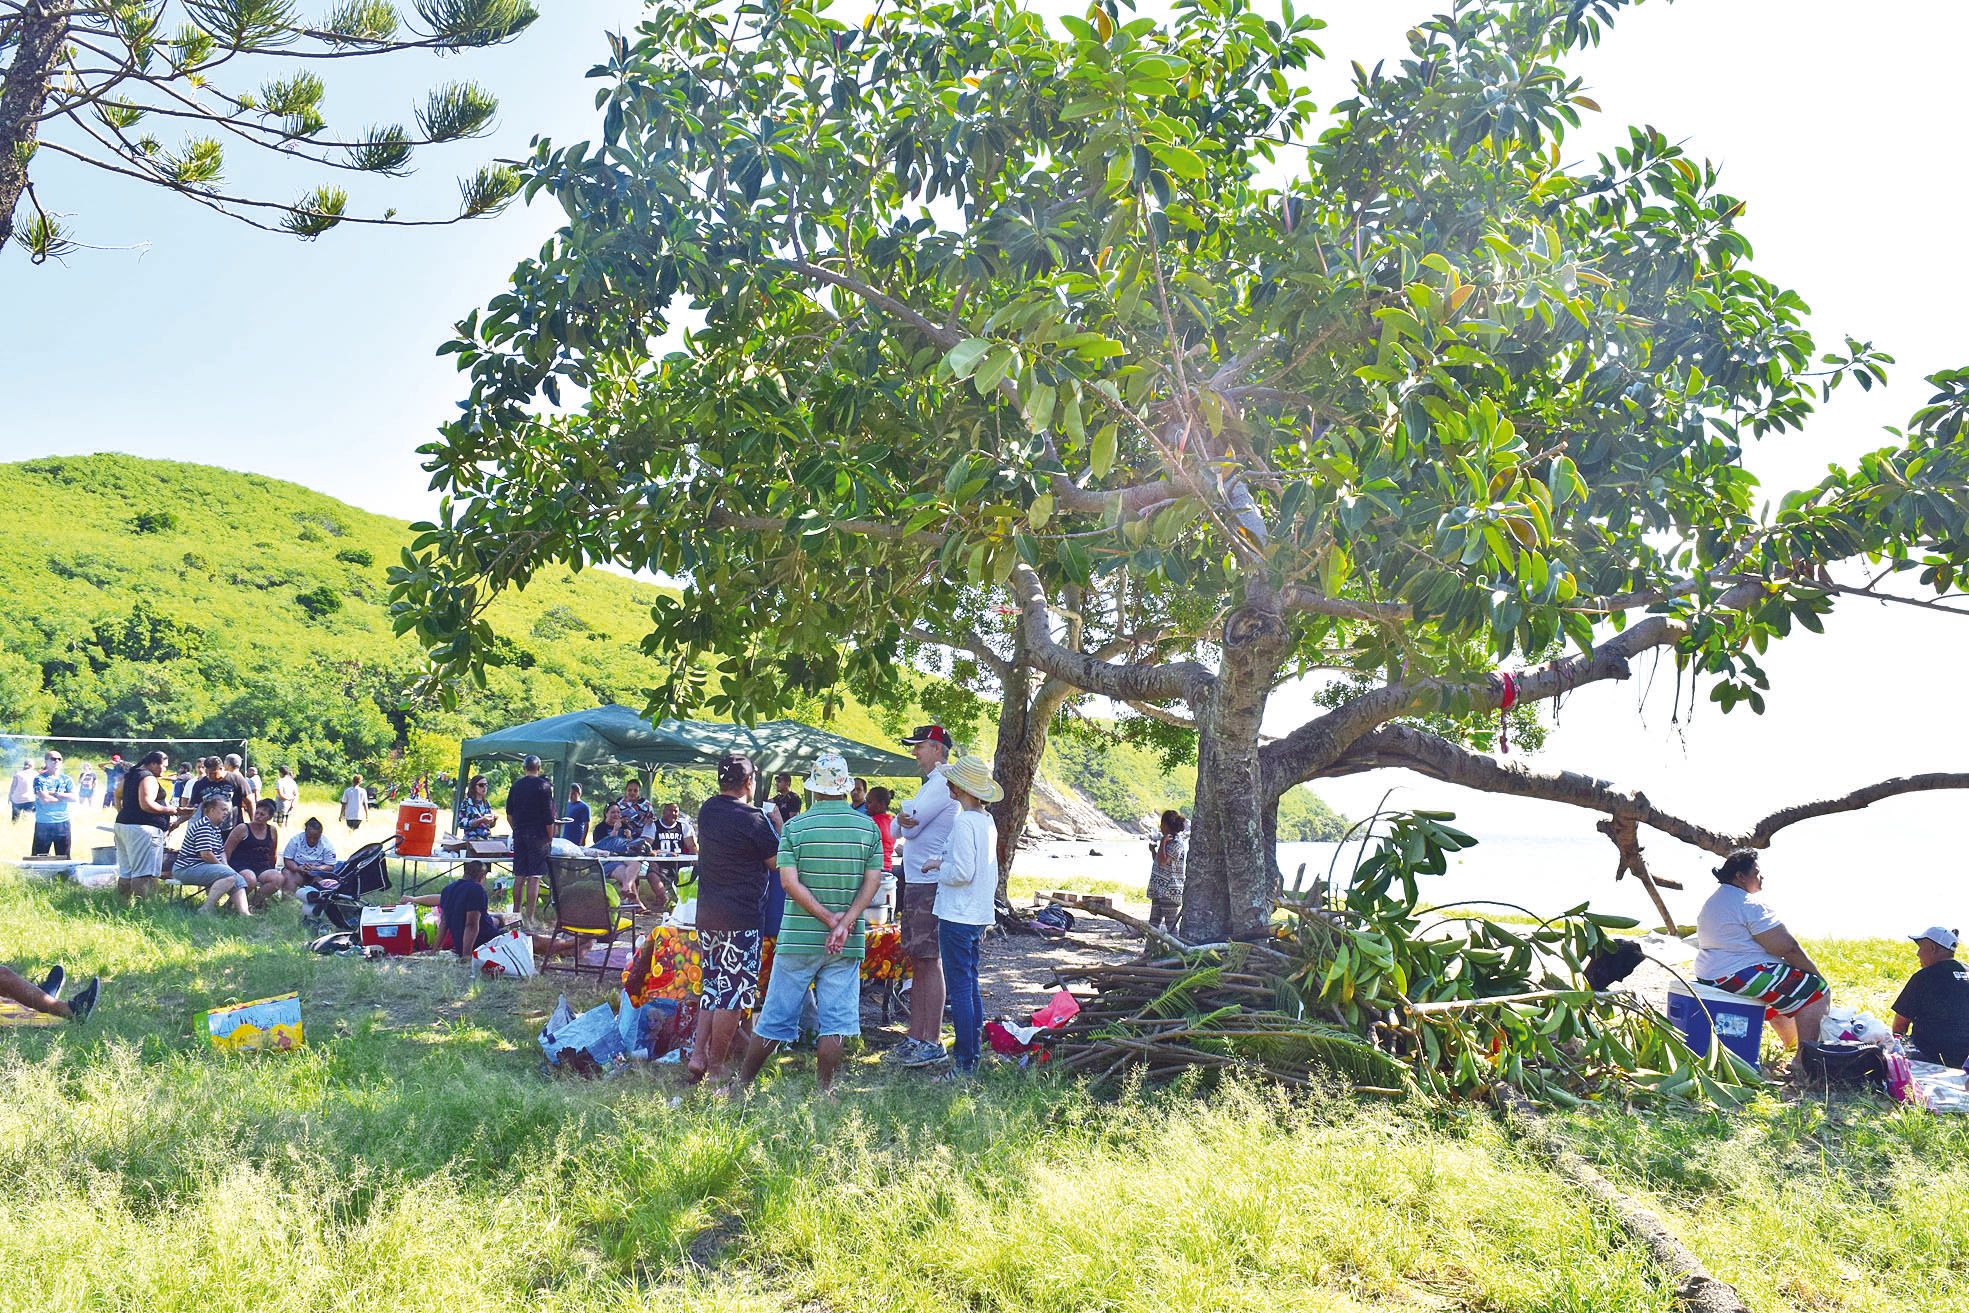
[545,856,637,982]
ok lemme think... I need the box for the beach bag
[473,927,537,978]
[1882,1045,1916,1103]
[1798,1041,1886,1089]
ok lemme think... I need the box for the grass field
[2,868,1965,1313]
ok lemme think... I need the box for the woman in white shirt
[340,773,369,832]
[1694,849,1832,1052]
[921,754,1001,1077]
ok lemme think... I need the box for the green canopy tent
[454,704,917,822]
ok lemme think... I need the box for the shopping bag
[473,927,537,978]
[538,994,626,1071]
[197,992,304,1053]
[358,904,419,957]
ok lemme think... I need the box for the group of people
[1695,849,1968,1068]
[423,724,1002,1085]
[7,752,315,863]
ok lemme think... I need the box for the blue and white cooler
[1666,980,1766,1067]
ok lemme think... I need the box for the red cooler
[395,800,439,856]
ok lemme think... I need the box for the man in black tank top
[113,749,179,898]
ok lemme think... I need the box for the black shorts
[512,831,552,879]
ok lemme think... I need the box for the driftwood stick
[1408,989,1591,1016]
[1495,1084,1752,1313]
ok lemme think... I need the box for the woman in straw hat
[919,753,1002,1078]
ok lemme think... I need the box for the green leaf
[1150,143,1206,180]
[944,337,991,379]
[1091,424,1117,477]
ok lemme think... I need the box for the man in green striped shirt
[732,752,883,1094]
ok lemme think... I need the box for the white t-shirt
[9,769,36,804]
[283,834,338,868]
[341,786,368,822]
[276,776,299,804]
[932,808,999,926]
[1694,883,1784,980]
[898,764,958,886]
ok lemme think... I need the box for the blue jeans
[938,919,986,1072]
[754,952,861,1043]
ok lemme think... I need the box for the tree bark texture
[1179,602,1291,943]
[0,0,71,253]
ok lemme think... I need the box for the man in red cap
[891,725,957,1066]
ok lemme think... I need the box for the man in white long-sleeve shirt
[891,724,957,1067]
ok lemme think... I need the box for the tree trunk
[0,0,71,253]
[988,663,1074,902]
[1179,602,1291,943]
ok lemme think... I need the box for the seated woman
[1695,849,1831,1052]
[281,818,339,887]
[173,796,253,915]
[589,802,666,910]
[457,775,496,841]
[224,799,283,902]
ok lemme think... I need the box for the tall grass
[3,870,1963,1311]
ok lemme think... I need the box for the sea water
[1023,808,1956,940]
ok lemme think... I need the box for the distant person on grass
[113,749,179,899]
[0,961,97,1024]
[224,799,283,903]
[685,752,783,1084]
[731,752,883,1097]
[893,724,957,1068]
[173,796,253,914]
[769,772,803,822]
[560,782,591,846]
[30,750,75,858]
[77,762,98,809]
[273,767,299,824]
[1892,926,1969,1068]
[340,773,369,832]
[186,757,244,835]
[505,755,556,925]
[1694,849,1831,1053]
[105,754,126,804]
[9,760,36,823]
[457,774,495,840]
[281,817,339,888]
[918,754,1002,1079]
[1147,810,1188,933]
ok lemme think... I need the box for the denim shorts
[174,861,239,888]
[753,951,861,1043]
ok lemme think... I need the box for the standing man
[892,725,956,1067]
[9,759,37,824]
[224,754,255,812]
[105,754,127,807]
[560,783,592,846]
[171,762,192,804]
[30,750,75,858]
[113,749,179,899]
[274,767,299,825]
[339,772,369,832]
[1892,926,1969,1068]
[769,772,804,822]
[505,754,556,926]
[731,752,883,1096]
[187,757,243,834]
[686,752,783,1084]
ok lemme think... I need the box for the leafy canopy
[404,0,1969,744]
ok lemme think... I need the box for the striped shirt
[175,816,227,870]
[775,799,883,959]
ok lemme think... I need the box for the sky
[3,0,1965,905]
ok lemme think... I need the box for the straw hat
[942,754,1003,803]
[804,751,854,797]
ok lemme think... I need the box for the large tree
[400,0,1969,941]
[0,0,536,259]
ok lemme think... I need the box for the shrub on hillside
[295,586,342,619]
[132,510,179,535]
[335,547,375,567]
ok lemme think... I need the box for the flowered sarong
[1704,961,1828,1020]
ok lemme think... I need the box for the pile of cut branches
[1047,812,1762,1107]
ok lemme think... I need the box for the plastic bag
[1820,1005,1892,1047]
[473,927,537,978]
[538,994,626,1071]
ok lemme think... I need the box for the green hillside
[0,453,1341,835]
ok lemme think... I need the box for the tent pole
[455,747,469,833]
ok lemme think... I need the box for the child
[920,754,1002,1077]
[1147,810,1187,932]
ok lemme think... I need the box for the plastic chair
[545,856,636,981]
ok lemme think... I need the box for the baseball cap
[901,724,951,747]
[1910,926,1959,951]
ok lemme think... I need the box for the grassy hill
[0,453,1343,836]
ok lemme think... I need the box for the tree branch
[1010,565,1215,704]
[1325,724,1969,856]
[1279,585,1411,626]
